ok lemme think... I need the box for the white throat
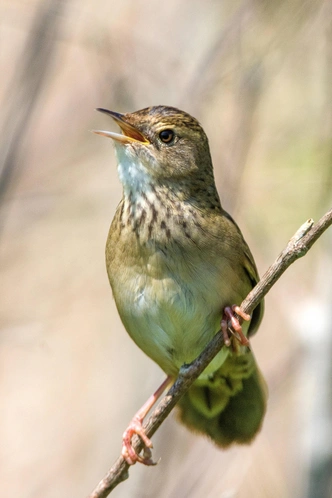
[114,143,155,207]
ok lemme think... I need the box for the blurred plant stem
[0,0,66,232]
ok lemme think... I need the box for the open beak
[93,108,149,144]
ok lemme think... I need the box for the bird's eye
[159,129,175,144]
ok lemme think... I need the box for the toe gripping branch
[221,305,251,347]
[121,375,173,466]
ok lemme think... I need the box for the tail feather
[177,352,267,447]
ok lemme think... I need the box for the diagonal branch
[87,208,332,498]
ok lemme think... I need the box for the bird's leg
[221,305,251,347]
[122,375,173,465]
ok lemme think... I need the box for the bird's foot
[121,375,172,465]
[122,416,157,466]
[221,305,251,347]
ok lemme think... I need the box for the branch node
[289,218,314,246]
[178,363,193,378]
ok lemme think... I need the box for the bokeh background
[1,1,332,497]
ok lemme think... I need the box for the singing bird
[94,106,267,465]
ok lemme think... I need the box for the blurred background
[1,1,332,497]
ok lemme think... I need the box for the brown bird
[94,106,267,465]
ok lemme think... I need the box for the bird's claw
[221,305,251,347]
[122,416,157,466]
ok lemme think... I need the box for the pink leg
[221,305,251,347]
[122,375,173,465]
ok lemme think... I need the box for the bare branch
[87,208,332,498]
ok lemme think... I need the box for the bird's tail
[176,350,267,447]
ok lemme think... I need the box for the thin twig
[87,208,332,498]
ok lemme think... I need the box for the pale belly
[110,248,250,377]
